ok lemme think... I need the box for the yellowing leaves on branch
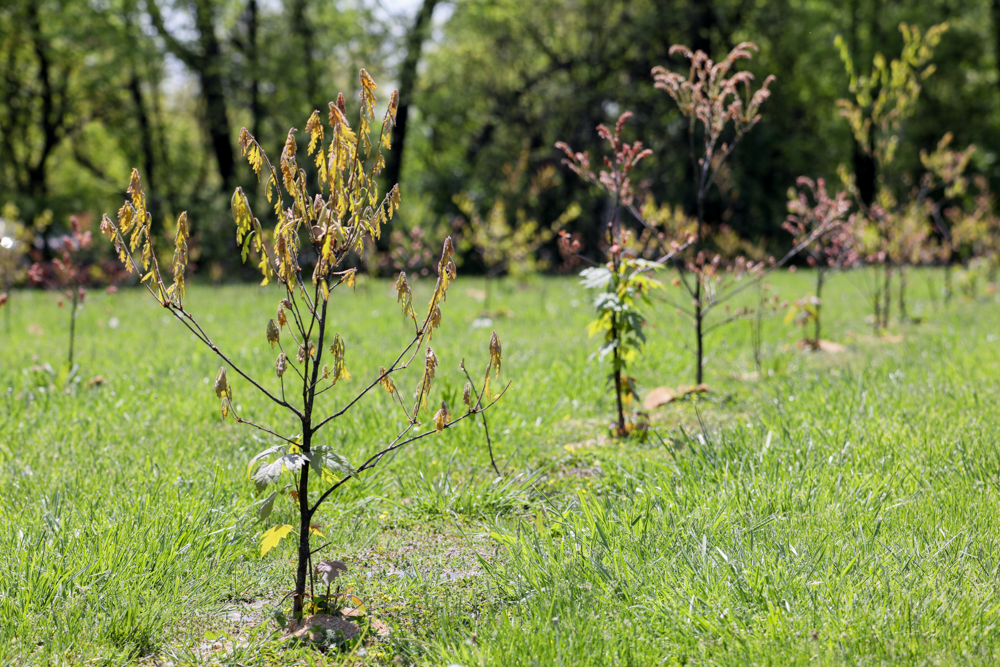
[99,69,509,621]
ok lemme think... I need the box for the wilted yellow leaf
[260,524,293,557]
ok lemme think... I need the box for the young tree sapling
[100,71,507,618]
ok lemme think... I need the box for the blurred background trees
[1,0,998,277]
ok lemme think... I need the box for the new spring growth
[434,401,450,432]
[215,367,233,419]
[266,319,280,347]
[316,560,347,586]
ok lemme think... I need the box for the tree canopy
[2,0,998,274]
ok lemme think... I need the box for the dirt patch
[283,611,390,644]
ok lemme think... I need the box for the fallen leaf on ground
[642,387,677,409]
[643,383,710,409]
[465,288,486,301]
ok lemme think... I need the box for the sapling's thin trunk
[945,262,953,305]
[814,268,825,345]
[872,266,882,333]
[611,312,626,436]
[924,270,937,308]
[294,432,312,616]
[882,262,892,330]
[694,174,706,385]
[899,264,907,322]
[695,300,704,384]
[68,286,79,367]
[753,279,763,371]
[292,281,330,616]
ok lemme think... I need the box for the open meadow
[5,0,1000,664]
[2,269,1000,665]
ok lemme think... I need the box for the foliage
[99,70,506,618]
[951,176,1000,285]
[653,41,785,383]
[0,203,29,318]
[836,22,948,171]
[557,112,670,435]
[836,22,948,328]
[783,177,855,345]
[27,215,94,367]
[455,149,581,282]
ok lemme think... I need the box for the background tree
[2,0,999,278]
[836,21,948,328]
[652,41,775,384]
[783,177,856,346]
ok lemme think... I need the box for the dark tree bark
[25,2,71,203]
[129,75,156,194]
[289,0,321,112]
[993,0,1000,106]
[247,0,263,141]
[848,0,877,207]
[689,0,716,55]
[380,0,440,249]
[147,0,235,191]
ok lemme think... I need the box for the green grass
[1,268,999,665]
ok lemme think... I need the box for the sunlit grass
[1,268,998,664]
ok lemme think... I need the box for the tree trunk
[290,0,321,111]
[68,285,78,367]
[689,0,715,55]
[380,0,440,251]
[193,0,235,191]
[993,0,1000,106]
[148,0,235,193]
[293,429,312,617]
[945,262,953,305]
[247,0,263,141]
[872,266,881,333]
[753,280,763,370]
[128,72,161,225]
[611,312,625,437]
[26,2,69,208]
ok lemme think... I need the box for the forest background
[2,0,997,277]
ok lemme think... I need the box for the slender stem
[611,311,626,437]
[753,280,763,370]
[899,264,907,322]
[461,361,501,476]
[68,285,78,367]
[883,262,892,329]
[277,340,305,380]
[232,415,298,444]
[815,268,825,345]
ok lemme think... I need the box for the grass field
[2,268,1000,665]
